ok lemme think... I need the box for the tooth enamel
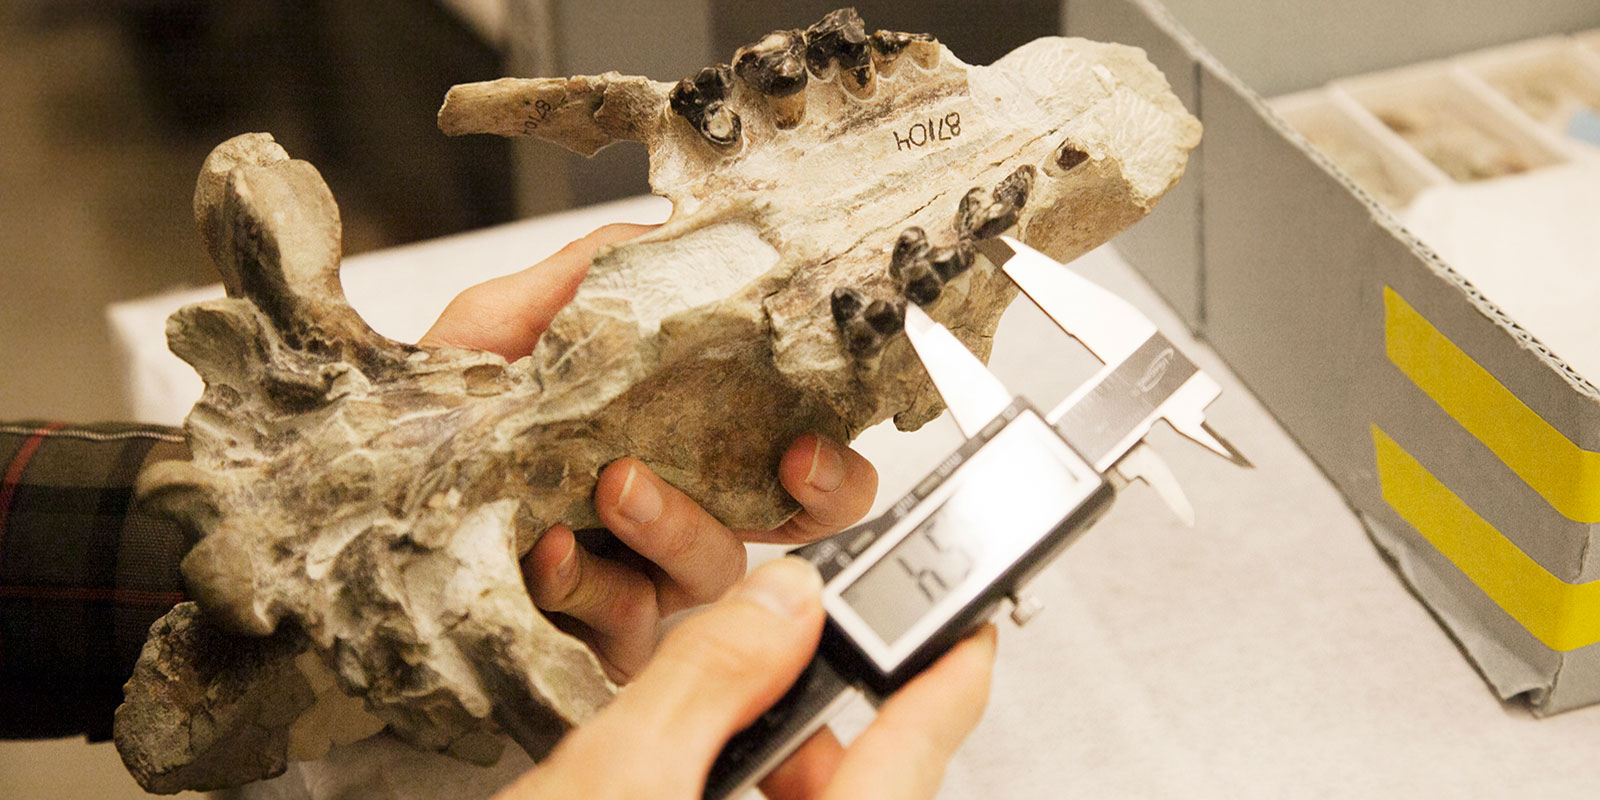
[870,30,935,76]
[929,240,976,281]
[903,259,944,307]
[863,298,906,337]
[890,226,931,279]
[700,102,742,145]
[830,286,867,326]
[956,165,1037,239]
[804,7,872,87]
[734,30,809,128]
[668,64,741,146]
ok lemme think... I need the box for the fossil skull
[117,9,1198,792]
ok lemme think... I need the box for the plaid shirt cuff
[0,421,192,741]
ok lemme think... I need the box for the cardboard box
[1066,0,1600,714]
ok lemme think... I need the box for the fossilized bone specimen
[116,8,1198,793]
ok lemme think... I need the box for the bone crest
[118,9,1199,793]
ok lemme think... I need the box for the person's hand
[496,557,998,800]
[420,224,881,680]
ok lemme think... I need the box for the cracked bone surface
[118,8,1198,793]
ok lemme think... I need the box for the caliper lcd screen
[838,435,1084,650]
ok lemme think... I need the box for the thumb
[606,557,825,777]
[418,222,656,359]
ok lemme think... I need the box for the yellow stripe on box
[1374,425,1600,652]
[1384,287,1600,523]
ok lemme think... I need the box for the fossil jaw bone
[119,8,1200,793]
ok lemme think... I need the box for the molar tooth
[870,30,935,76]
[889,226,930,279]
[903,260,944,307]
[804,8,871,83]
[955,165,1037,239]
[832,287,884,356]
[668,65,742,147]
[995,164,1036,207]
[836,295,905,359]
[700,102,743,146]
[830,286,867,325]
[929,240,976,281]
[734,30,809,128]
[863,299,905,337]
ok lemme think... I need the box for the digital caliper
[702,236,1249,799]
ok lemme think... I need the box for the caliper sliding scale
[704,236,1250,799]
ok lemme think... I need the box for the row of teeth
[833,165,1038,359]
[668,8,939,146]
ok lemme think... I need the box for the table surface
[109,197,1600,799]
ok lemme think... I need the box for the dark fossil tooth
[832,287,892,357]
[734,30,809,128]
[804,8,872,82]
[699,102,741,145]
[735,31,808,96]
[889,226,930,279]
[862,299,905,337]
[903,261,944,307]
[669,64,743,146]
[869,30,937,74]
[1057,142,1089,170]
[929,240,976,281]
[830,286,867,326]
[955,165,1037,240]
[995,164,1035,207]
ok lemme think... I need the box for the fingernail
[734,557,822,620]
[804,436,846,493]
[553,532,578,579]
[618,464,662,524]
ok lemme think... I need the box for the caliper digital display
[824,409,1108,682]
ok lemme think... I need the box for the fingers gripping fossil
[118,8,1198,792]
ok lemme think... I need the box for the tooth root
[767,93,807,128]
[735,30,810,128]
[842,62,876,98]
[905,38,940,70]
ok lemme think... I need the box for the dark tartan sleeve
[0,421,192,741]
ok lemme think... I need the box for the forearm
[0,421,191,741]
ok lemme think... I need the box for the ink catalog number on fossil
[894,111,963,151]
[522,99,554,135]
